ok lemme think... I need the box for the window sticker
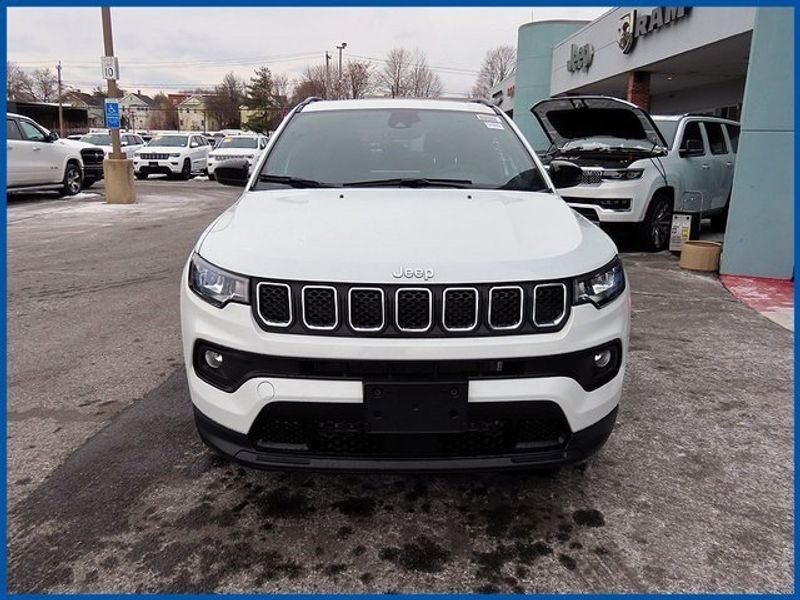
[485,121,505,130]
[476,114,501,123]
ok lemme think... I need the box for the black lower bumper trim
[193,405,618,472]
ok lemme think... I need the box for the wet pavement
[6,179,794,592]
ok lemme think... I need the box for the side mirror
[215,159,250,187]
[46,130,59,142]
[679,139,704,157]
[548,160,583,189]
[121,140,129,147]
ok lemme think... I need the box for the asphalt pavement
[6,177,794,592]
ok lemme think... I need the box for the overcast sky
[8,7,606,97]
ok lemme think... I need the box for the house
[119,91,154,131]
[61,90,105,128]
[177,95,219,132]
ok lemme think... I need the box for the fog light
[594,349,612,369]
[205,350,224,369]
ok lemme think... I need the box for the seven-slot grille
[140,153,170,160]
[253,280,569,337]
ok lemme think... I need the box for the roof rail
[469,97,504,115]
[295,96,323,112]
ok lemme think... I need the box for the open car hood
[531,96,667,151]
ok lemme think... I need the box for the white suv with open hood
[532,96,738,250]
[180,98,630,472]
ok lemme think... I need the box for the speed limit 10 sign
[101,56,119,80]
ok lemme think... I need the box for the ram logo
[617,11,636,54]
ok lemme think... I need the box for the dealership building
[492,7,793,280]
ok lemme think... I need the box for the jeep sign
[617,7,691,54]
[567,43,594,73]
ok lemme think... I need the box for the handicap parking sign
[105,100,121,129]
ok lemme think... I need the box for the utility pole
[56,60,64,137]
[336,42,347,99]
[324,51,331,99]
[101,7,123,159]
[100,7,135,204]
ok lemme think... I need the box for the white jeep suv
[7,113,103,196]
[133,133,210,180]
[207,133,268,180]
[532,96,739,250]
[180,98,630,471]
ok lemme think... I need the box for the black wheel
[710,198,730,232]
[82,178,96,189]
[135,172,148,180]
[202,168,209,177]
[180,159,192,180]
[638,193,673,251]
[58,163,82,197]
[207,173,216,181]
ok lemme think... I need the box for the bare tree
[378,48,441,98]
[379,48,411,98]
[343,59,375,99]
[291,64,327,103]
[146,92,179,130]
[7,61,34,101]
[408,51,443,98]
[30,67,58,102]
[207,71,245,129]
[471,45,516,99]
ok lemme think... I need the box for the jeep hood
[197,189,617,284]
[531,96,667,151]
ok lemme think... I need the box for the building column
[626,71,651,110]
[720,7,794,279]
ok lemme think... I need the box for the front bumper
[83,165,104,181]
[181,263,630,470]
[207,157,254,175]
[561,178,649,224]
[133,158,183,175]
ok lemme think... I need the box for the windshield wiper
[341,177,473,188]
[258,174,334,188]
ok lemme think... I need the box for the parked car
[133,133,210,180]
[80,131,145,159]
[181,97,630,472]
[207,133,268,180]
[532,96,739,250]
[7,113,104,196]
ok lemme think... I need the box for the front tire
[180,159,192,180]
[57,163,82,197]
[82,178,96,189]
[207,173,216,181]
[710,197,730,232]
[135,172,148,180]
[638,193,673,251]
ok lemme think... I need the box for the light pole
[336,42,347,98]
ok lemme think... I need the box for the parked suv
[532,97,739,250]
[80,131,145,159]
[7,113,102,196]
[133,133,210,180]
[181,98,630,471]
[207,133,268,180]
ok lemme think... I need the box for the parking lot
[6,177,793,593]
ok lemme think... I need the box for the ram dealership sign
[617,7,691,54]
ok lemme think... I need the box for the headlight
[188,253,250,307]
[601,169,643,180]
[573,257,625,307]
[169,152,181,158]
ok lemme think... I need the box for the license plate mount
[364,381,468,434]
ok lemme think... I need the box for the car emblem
[392,266,435,281]
[617,11,636,54]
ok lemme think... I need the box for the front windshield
[148,135,188,147]
[256,108,546,191]
[81,133,112,146]
[653,119,679,147]
[217,137,258,149]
